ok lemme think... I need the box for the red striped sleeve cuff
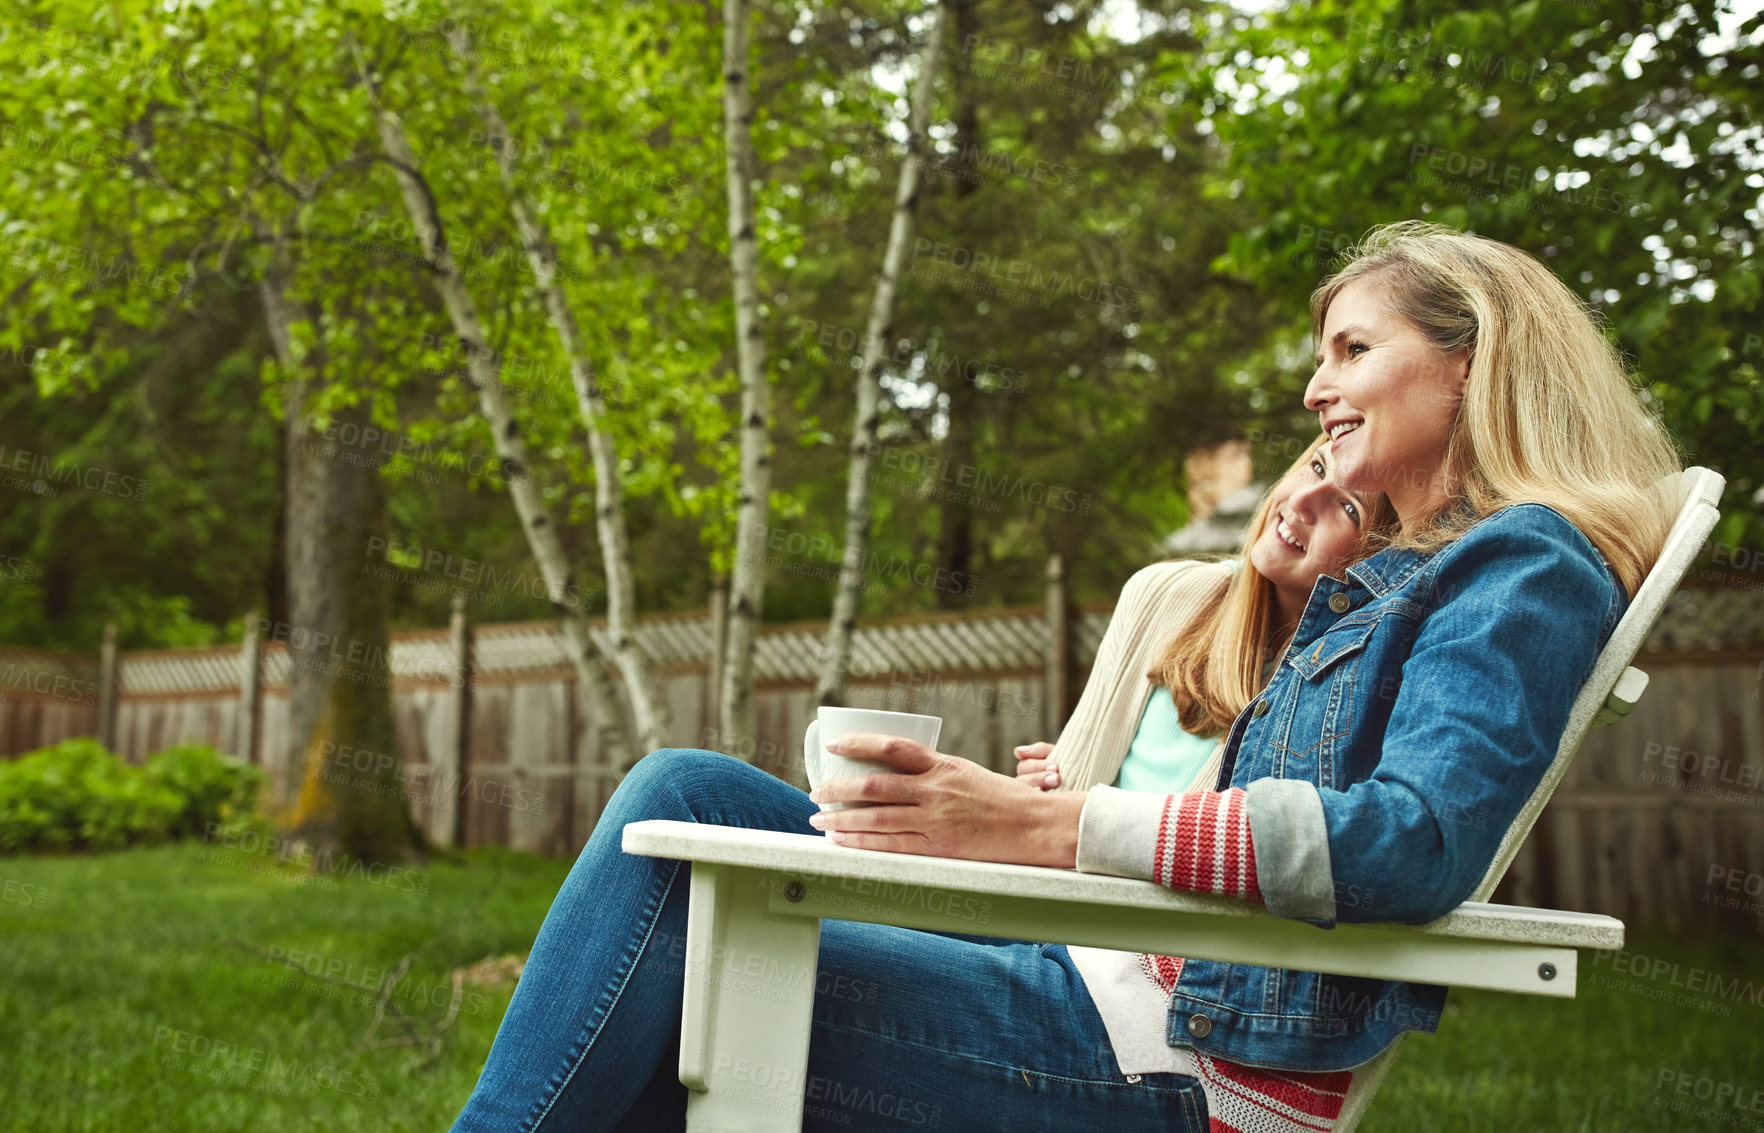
[1153,788,1260,901]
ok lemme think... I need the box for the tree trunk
[718,0,774,758]
[260,258,418,864]
[454,35,671,757]
[264,414,291,631]
[934,0,986,610]
[813,0,949,707]
[351,42,641,771]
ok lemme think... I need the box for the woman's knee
[612,747,760,812]
[615,747,719,796]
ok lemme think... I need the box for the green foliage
[2,0,1757,650]
[142,744,267,840]
[0,739,262,854]
[0,739,180,854]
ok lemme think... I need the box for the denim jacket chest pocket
[1270,605,1412,792]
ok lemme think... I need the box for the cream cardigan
[1051,558,1234,796]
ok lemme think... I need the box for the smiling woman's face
[1247,441,1373,606]
[1302,277,1469,521]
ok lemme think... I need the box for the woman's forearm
[1071,785,1262,902]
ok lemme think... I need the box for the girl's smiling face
[1302,277,1470,522]
[1248,440,1376,612]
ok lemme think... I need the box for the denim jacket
[1168,502,1627,1072]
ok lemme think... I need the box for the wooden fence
[3,576,1762,932]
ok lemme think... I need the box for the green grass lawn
[0,842,574,1133]
[2,843,1760,1131]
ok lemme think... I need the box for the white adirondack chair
[624,467,1724,1132]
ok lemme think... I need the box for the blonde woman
[452,223,1680,1133]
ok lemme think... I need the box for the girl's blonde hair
[1312,221,1682,596]
[1148,433,1396,739]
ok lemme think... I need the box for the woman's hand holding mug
[808,734,1082,867]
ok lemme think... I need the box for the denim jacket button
[1186,1013,1213,1039]
[1252,700,1269,718]
[1328,592,1351,614]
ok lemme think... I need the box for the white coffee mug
[803,707,943,815]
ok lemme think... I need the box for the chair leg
[680,864,822,1133]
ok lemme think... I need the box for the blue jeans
[450,749,1207,1131]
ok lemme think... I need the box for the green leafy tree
[1189,0,1763,539]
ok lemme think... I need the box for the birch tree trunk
[813,0,949,708]
[718,0,773,757]
[453,33,671,756]
[351,43,641,771]
[260,251,419,864]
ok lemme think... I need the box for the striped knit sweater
[1055,560,1352,1132]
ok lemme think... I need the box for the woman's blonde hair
[1148,434,1397,739]
[1312,221,1682,596]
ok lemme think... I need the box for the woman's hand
[807,734,1084,868]
[1014,741,1060,790]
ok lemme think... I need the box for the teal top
[1111,685,1219,793]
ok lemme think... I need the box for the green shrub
[142,744,265,839]
[0,739,262,854]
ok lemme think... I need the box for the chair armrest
[622,820,1622,997]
